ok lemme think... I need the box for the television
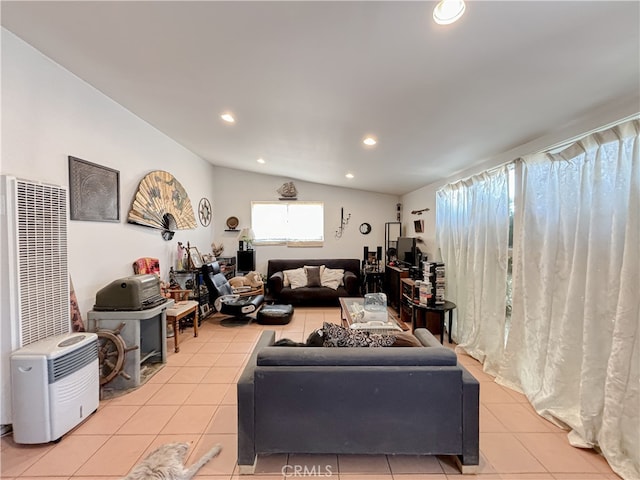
[396,237,418,267]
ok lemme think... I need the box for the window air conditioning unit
[10,332,99,444]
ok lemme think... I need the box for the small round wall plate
[359,222,372,234]
[226,216,239,230]
[198,198,212,227]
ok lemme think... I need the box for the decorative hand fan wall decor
[127,170,197,240]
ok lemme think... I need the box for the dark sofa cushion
[271,286,350,304]
[257,345,458,366]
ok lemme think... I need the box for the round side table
[410,299,456,344]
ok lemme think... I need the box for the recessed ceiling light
[345,173,354,179]
[221,113,235,123]
[363,137,377,146]
[257,158,266,164]
[433,0,466,25]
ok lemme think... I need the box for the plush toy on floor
[123,442,222,480]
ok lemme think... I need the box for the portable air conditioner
[10,332,99,444]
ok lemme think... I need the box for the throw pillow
[287,268,308,289]
[283,268,304,288]
[304,265,322,287]
[392,332,423,347]
[322,322,396,347]
[320,267,344,290]
[305,264,326,277]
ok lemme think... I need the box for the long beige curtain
[497,119,639,479]
[435,166,510,375]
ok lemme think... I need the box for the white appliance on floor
[10,332,99,444]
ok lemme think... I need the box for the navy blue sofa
[237,328,479,474]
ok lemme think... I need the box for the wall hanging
[69,156,120,222]
[198,197,212,227]
[225,216,239,231]
[127,170,196,240]
[335,207,351,238]
[411,207,430,215]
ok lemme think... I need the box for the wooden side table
[409,299,457,344]
[165,300,199,353]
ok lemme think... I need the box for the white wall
[401,97,640,260]
[1,28,217,317]
[211,167,399,274]
[0,29,218,423]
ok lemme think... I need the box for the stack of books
[419,280,432,305]
[434,263,446,305]
[422,262,446,306]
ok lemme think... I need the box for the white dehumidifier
[10,332,99,443]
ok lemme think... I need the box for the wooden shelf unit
[216,256,237,280]
[400,278,443,337]
[384,265,409,312]
[174,269,212,319]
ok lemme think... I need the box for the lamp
[433,0,466,25]
[238,228,255,250]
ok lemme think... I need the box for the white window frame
[251,201,324,247]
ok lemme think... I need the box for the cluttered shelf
[400,276,455,344]
[215,256,236,279]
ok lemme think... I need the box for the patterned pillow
[322,322,396,347]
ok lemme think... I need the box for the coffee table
[339,297,404,333]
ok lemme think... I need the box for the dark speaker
[238,241,244,251]
[237,250,256,272]
[377,246,382,260]
[363,246,369,261]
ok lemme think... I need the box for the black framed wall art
[68,156,120,222]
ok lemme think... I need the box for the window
[251,202,324,246]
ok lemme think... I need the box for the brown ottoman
[257,304,294,325]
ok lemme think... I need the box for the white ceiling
[2,1,639,195]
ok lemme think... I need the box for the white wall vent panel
[15,179,70,344]
[1,175,71,425]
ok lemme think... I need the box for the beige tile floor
[0,307,620,479]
